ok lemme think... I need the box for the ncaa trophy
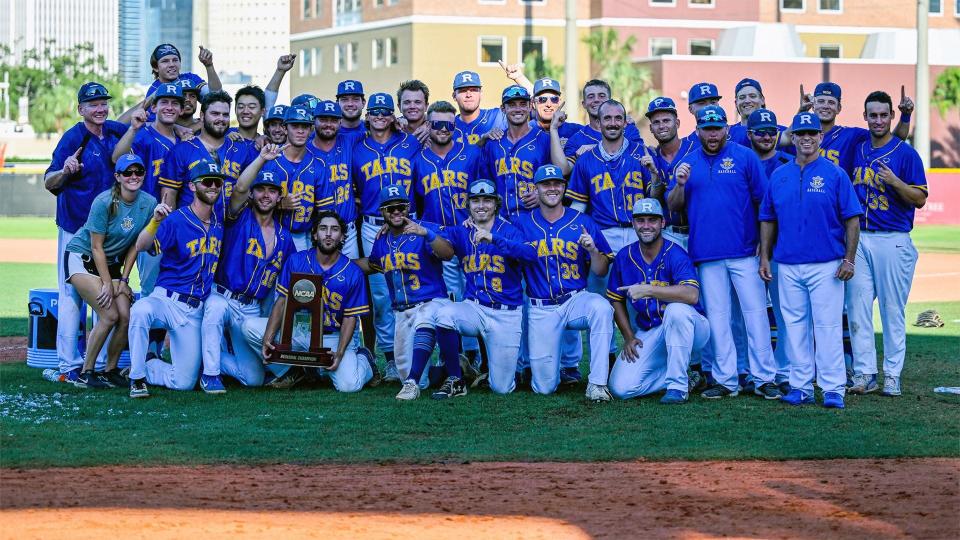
[266,272,334,367]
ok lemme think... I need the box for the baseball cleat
[101,369,128,388]
[74,370,111,389]
[781,388,815,406]
[822,391,845,409]
[660,389,688,404]
[396,379,420,401]
[560,367,582,386]
[848,374,878,395]
[585,383,612,402]
[382,361,401,383]
[778,381,791,396]
[687,370,707,393]
[129,378,150,399]
[881,376,901,397]
[738,373,756,394]
[755,382,782,400]
[200,374,227,394]
[470,371,489,389]
[266,368,306,389]
[701,384,738,399]
[357,347,381,387]
[431,376,468,400]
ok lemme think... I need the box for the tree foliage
[582,29,657,118]
[932,67,960,119]
[523,51,563,83]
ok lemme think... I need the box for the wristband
[424,228,437,243]
[145,217,160,234]
[842,259,855,267]
[900,113,911,124]
[119,277,129,283]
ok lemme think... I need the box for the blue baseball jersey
[276,251,369,333]
[352,131,421,217]
[851,138,927,232]
[567,141,653,228]
[456,109,507,146]
[413,141,482,226]
[563,123,643,158]
[606,240,704,331]
[513,209,613,300]
[653,138,698,228]
[368,221,448,307]
[152,206,223,299]
[440,219,536,307]
[158,137,257,208]
[308,136,357,222]
[480,127,552,220]
[338,124,366,147]
[128,124,180,199]
[760,156,862,265]
[671,143,768,264]
[145,72,205,122]
[259,152,324,234]
[215,206,295,300]
[819,125,870,178]
[47,120,128,233]
[760,150,793,179]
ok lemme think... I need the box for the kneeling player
[606,199,710,404]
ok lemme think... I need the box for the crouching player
[607,198,710,404]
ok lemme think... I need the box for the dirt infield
[2,459,957,539]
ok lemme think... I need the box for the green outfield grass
[911,225,960,254]
[0,217,58,240]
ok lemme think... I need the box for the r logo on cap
[373,95,386,106]
[543,166,557,176]
[262,172,274,182]
[344,81,355,91]
[699,85,712,95]
[387,186,402,198]
[324,103,335,112]
[461,73,474,83]
[759,112,772,123]
[165,84,177,93]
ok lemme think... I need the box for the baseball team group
[40,43,927,408]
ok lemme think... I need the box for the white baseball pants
[434,299,522,394]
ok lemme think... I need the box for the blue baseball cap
[189,160,226,182]
[367,92,395,112]
[115,154,145,173]
[314,100,342,118]
[696,105,728,128]
[645,96,678,118]
[284,106,313,125]
[453,71,482,90]
[631,198,664,218]
[533,78,561,96]
[467,178,498,199]
[78,82,112,103]
[791,112,822,133]
[264,104,288,122]
[688,82,721,104]
[251,169,284,190]
[336,80,364,97]
[153,82,184,102]
[501,85,530,104]
[735,78,763,97]
[747,109,778,131]
[814,82,842,100]
[533,164,565,184]
[378,184,409,207]
[177,76,202,94]
[291,94,319,110]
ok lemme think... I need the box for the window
[689,39,714,56]
[301,0,313,19]
[780,0,804,11]
[818,44,841,58]
[649,37,675,57]
[519,0,546,4]
[519,36,545,63]
[388,37,398,66]
[335,42,358,72]
[649,0,676,5]
[335,0,362,26]
[929,0,942,14]
[688,0,714,7]
[372,38,398,68]
[479,36,505,65]
[956,0,960,16]
[374,0,384,6]
[818,0,841,12]
[299,48,320,76]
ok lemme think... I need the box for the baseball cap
[189,160,226,183]
[790,112,822,133]
[501,85,531,104]
[313,100,343,118]
[336,80,364,97]
[814,82,842,100]
[251,169,284,190]
[153,82,184,102]
[379,184,408,207]
[453,71,482,90]
[696,105,728,128]
[645,96,678,118]
[367,92,395,112]
[747,109,778,131]
[467,179,497,198]
[291,94,319,110]
[631,198,664,218]
[151,43,181,65]
[115,154,145,173]
[284,106,313,125]
[533,164,565,184]
[264,104,288,122]
[177,76,202,95]
[735,78,763,97]
[77,82,112,103]
[688,82,721,104]
[533,78,561,96]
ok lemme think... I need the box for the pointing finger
[800,84,805,98]
[497,59,507,71]
[558,100,566,110]
[73,147,83,158]
[901,84,906,101]
[617,286,630,292]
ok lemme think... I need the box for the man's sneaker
[822,391,845,409]
[470,371,489,389]
[585,383,612,402]
[74,370,111,389]
[882,376,902,397]
[200,374,227,394]
[701,384,738,399]
[661,389,688,404]
[382,361,401,383]
[431,376,467,400]
[101,369,128,388]
[459,354,481,382]
[738,373,755,394]
[778,381,791,396]
[266,368,305,389]
[848,373,878,395]
[781,388,815,406]
[687,370,707,393]
[396,379,420,401]
[129,378,150,399]
[755,382,782,400]
[358,347,381,387]
[560,367,582,386]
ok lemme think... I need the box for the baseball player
[199,145,297,392]
[127,160,225,398]
[759,112,863,408]
[643,97,696,249]
[244,211,376,393]
[353,93,423,380]
[728,79,791,152]
[846,90,928,397]
[529,78,582,142]
[359,185,455,400]
[429,178,536,396]
[514,165,615,401]
[174,76,204,132]
[451,71,507,146]
[336,80,367,144]
[232,86,268,142]
[261,54,297,113]
[681,82,723,146]
[397,80,431,143]
[142,44,220,123]
[561,79,643,160]
[263,104,289,145]
[292,93,320,111]
[44,81,128,383]
[747,109,793,178]
[606,198,709,404]
[667,105,782,400]
[308,100,360,259]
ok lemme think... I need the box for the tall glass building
[119,0,194,85]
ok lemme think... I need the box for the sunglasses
[794,130,820,138]
[751,129,778,137]
[120,168,145,177]
[535,95,560,104]
[196,177,224,188]
[368,109,393,117]
[382,204,407,214]
[431,120,455,132]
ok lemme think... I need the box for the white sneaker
[383,361,401,383]
[585,383,612,402]
[882,376,902,396]
[396,379,420,401]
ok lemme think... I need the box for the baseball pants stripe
[434,300,522,394]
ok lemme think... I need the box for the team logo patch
[720,157,735,171]
[121,216,134,232]
[291,278,317,303]
[808,175,826,193]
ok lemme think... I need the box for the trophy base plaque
[265,272,334,368]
